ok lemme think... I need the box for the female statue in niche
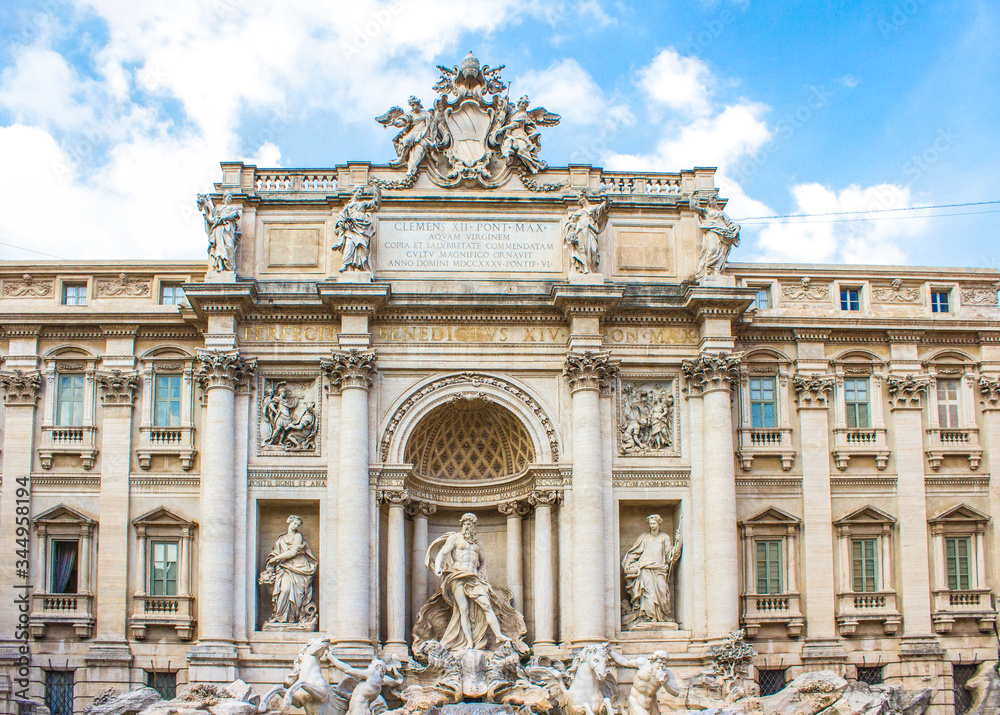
[622,514,682,627]
[259,514,318,630]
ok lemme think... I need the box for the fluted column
[887,375,935,636]
[499,500,531,612]
[564,351,617,645]
[321,349,377,654]
[682,353,740,637]
[792,374,838,639]
[379,489,409,657]
[194,349,256,651]
[529,490,560,650]
[406,501,436,619]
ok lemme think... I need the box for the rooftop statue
[333,184,381,274]
[374,52,562,190]
[197,192,241,273]
[692,194,741,281]
[563,192,610,275]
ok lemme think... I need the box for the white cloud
[516,58,633,127]
[638,48,713,117]
[0,46,96,130]
[753,183,926,264]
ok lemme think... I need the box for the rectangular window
[45,671,74,715]
[146,671,177,700]
[856,666,883,686]
[844,378,870,429]
[946,537,972,591]
[751,287,771,310]
[56,374,85,426]
[931,290,950,313]
[852,538,878,592]
[50,540,79,594]
[937,379,960,429]
[150,540,179,596]
[160,284,185,305]
[954,663,979,715]
[153,375,182,427]
[758,669,786,697]
[62,283,87,306]
[749,377,777,428]
[840,287,861,311]
[755,539,783,594]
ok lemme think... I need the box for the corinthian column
[682,353,740,637]
[528,490,560,651]
[564,351,617,645]
[406,501,436,618]
[379,489,409,658]
[321,349,377,655]
[499,500,531,612]
[193,349,256,657]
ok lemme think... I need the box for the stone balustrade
[835,591,901,636]
[28,592,95,639]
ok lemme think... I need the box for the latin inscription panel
[378,219,563,274]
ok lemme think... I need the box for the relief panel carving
[258,375,320,455]
[616,377,678,456]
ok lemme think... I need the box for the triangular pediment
[33,504,95,525]
[132,506,196,528]
[929,503,990,525]
[834,505,896,526]
[742,506,801,526]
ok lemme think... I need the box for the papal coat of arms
[374,52,563,190]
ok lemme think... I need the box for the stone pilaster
[792,374,839,644]
[682,353,740,637]
[189,349,256,680]
[528,490,560,651]
[980,377,1000,596]
[321,349,377,656]
[498,500,531,613]
[564,350,617,645]
[406,501,436,621]
[888,375,936,638]
[378,489,409,657]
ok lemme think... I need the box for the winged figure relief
[375,96,439,178]
[497,96,561,173]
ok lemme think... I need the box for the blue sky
[0,0,997,269]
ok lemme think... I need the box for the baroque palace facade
[1,55,998,715]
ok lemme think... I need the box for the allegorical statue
[563,192,610,274]
[197,192,241,272]
[498,95,561,174]
[333,184,381,273]
[622,514,682,627]
[693,194,740,281]
[376,96,439,179]
[413,513,527,654]
[609,650,681,715]
[262,381,318,451]
[259,515,318,630]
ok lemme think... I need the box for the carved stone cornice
[563,351,617,393]
[377,489,410,506]
[405,500,437,518]
[792,374,835,409]
[886,374,931,409]
[0,370,42,405]
[528,490,562,508]
[498,500,532,518]
[980,377,1000,410]
[681,353,740,396]
[321,349,377,392]
[195,349,257,390]
[97,370,139,406]
[886,330,923,344]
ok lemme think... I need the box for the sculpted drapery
[622,514,681,626]
[260,515,318,629]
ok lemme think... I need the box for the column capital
[980,376,1000,410]
[195,348,257,390]
[377,488,410,506]
[405,500,437,518]
[528,490,562,508]
[792,374,835,409]
[499,500,532,518]
[682,352,740,396]
[563,350,617,393]
[887,374,930,410]
[97,370,139,406]
[0,369,42,406]
[321,349,377,391]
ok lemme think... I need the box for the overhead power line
[740,208,1000,225]
[734,200,1000,222]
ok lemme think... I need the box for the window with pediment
[929,504,996,634]
[39,348,99,471]
[923,352,983,471]
[136,349,197,471]
[736,351,795,472]
[738,507,803,638]
[834,505,900,637]
[30,505,96,639]
[130,507,197,640]
[830,352,889,471]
